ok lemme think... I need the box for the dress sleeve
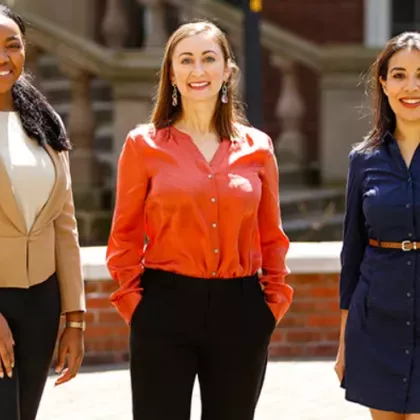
[258,136,293,324]
[106,133,149,324]
[339,150,368,309]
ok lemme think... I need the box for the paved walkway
[37,359,367,420]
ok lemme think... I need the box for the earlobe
[225,67,232,83]
[379,77,388,96]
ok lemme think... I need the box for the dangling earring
[221,83,228,104]
[172,84,178,107]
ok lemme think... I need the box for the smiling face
[170,32,231,107]
[380,48,420,123]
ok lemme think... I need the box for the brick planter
[82,275,340,364]
[79,243,341,363]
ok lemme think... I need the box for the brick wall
[81,272,340,364]
[83,280,130,364]
[269,273,340,358]
[263,0,364,44]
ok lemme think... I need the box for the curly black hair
[0,5,71,151]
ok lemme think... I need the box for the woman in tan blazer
[0,6,86,420]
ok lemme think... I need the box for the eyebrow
[5,36,20,42]
[389,66,420,72]
[178,50,218,57]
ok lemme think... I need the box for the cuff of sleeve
[339,296,351,310]
[266,299,291,325]
[110,291,142,325]
[60,293,86,314]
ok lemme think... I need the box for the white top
[0,112,55,232]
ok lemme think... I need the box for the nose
[0,49,10,65]
[191,61,205,76]
[405,75,420,92]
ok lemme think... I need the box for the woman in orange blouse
[106,20,293,420]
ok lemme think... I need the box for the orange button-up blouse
[106,123,293,324]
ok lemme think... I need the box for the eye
[204,56,215,63]
[392,72,405,79]
[7,44,21,50]
[181,57,192,65]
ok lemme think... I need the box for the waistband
[141,268,260,293]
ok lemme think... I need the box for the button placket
[208,171,219,276]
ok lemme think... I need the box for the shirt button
[407,261,412,266]
[405,349,410,355]
[214,249,219,254]
[211,272,216,276]
[208,174,213,179]
[407,292,412,298]
[407,321,412,326]
[212,223,217,228]
[408,233,413,238]
[406,204,412,208]
[211,198,216,203]
[403,377,408,383]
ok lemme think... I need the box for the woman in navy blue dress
[335,32,420,419]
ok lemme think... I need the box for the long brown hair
[356,32,420,153]
[151,20,249,139]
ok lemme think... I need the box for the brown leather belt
[369,238,419,251]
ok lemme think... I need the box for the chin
[399,114,420,123]
[186,95,217,105]
[0,82,15,94]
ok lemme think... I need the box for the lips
[400,98,420,109]
[0,70,12,77]
[188,82,210,90]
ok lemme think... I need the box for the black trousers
[130,269,276,420]
[0,274,61,420]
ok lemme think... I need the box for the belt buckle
[402,240,415,251]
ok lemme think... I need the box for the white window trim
[364,0,391,47]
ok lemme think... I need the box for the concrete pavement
[37,359,367,419]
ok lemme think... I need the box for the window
[392,0,420,36]
[364,0,391,47]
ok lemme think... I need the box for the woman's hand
[55,327,84,386]
[334,343,345,383]
[0,313,14,379]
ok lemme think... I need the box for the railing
[20,0,378,188]
[21,8,162,188]
[95,0,321,171]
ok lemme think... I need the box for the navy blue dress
[340,132,420,413]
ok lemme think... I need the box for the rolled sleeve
[258,136,293,324]
[106,133,149,324]
[339,150,368,309]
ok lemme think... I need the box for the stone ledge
[81,242,342,281]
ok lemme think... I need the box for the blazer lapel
[0,157,27,233]
[31,144,64,232]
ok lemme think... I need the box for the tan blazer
[0,144,85,313]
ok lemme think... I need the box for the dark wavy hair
[355,32,420,153]
[0,5,71,151]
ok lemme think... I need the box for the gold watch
[65,321,86,331]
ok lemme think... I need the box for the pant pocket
[260,294,276,330]
[130,289,150,327]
